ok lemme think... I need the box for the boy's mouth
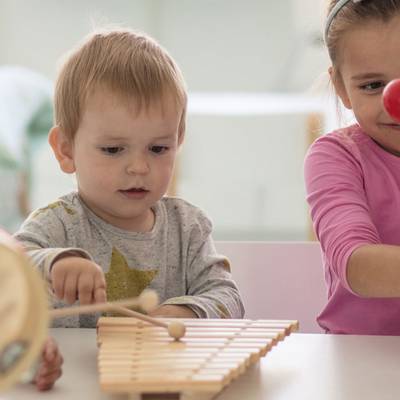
[119,187,149,198]
[120,187,149,193]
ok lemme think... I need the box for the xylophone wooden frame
[97,317,299,399]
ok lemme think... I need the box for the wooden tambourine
[0,229,49,391]
[0,229,185,392]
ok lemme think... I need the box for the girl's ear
[329,66,352,110]
[48,126,76,174]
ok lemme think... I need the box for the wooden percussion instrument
[97,316,299,398]
[0,229,49,391]
[0,227,173,391]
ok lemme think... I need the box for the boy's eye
[150,145,168,154]
[360,81,385,91]
[101,146,124,155]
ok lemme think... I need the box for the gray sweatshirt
[14,192,245,327]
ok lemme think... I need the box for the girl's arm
[304,133,382,296]
[348,244,400,297]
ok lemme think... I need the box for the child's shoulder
[28,192,84,222]
[159,196,212,230]
[315,124,369,147]
[308,124,371,160]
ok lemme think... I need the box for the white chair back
[216,241,326,333]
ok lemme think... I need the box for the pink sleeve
[304,134,381,293]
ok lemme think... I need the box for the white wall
[156,1,294,91]
[0,0,156,79]
[291,0,330,91]
[180,113,310,240]
[0,1,332,239]
[0,0,328,91]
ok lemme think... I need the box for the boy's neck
[77,192,156,232]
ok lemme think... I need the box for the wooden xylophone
[97,317,298,398]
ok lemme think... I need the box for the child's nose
[126,156,150,175]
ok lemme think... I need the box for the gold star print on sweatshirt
[105,247,158,302]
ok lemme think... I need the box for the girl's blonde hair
[54,28,187,141]
[326,0,400,65]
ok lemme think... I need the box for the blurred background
[0,0,348,239]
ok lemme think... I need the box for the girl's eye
[150,145,168,154]
[360,81,385,91]
[101,147,124,155]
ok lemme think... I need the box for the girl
[304,0,400,335]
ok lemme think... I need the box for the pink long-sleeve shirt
[304,124,400,335]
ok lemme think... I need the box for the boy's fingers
[94,287,107,303]
[51,268,66,300]
[43,338,57,362]
[93,272,107,303]
[36,381,54,392]
[37,359,63,380]
[45,349,63,368]
[78,273,94,305]
[63,273,78,304]
[36,339,63,374]
[36,369,62,391]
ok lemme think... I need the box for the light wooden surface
[4,328,400,400]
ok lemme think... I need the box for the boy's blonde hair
[54,28,187,141]
[326,0,400,66]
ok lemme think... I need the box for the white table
[4,329,400,399]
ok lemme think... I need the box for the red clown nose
[383,79,400,122]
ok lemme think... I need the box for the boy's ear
[329,66,352,110]
[48,126,76,174]
[177,113,185,146]
[177,131,185,146]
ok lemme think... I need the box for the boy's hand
[33,337,63,391]
[149,304,198,318]
[51,256,107,305]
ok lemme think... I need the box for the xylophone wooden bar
[97,317,298,398]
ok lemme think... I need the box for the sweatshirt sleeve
[304,133,381,292]
[13,201,92,282]
[162,211,245,319]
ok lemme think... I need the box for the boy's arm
[14,208,92,282]
[15,211,106,308]
[162,236,245,319]
[149,304,197,318]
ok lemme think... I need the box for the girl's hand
[33,337,63,391]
